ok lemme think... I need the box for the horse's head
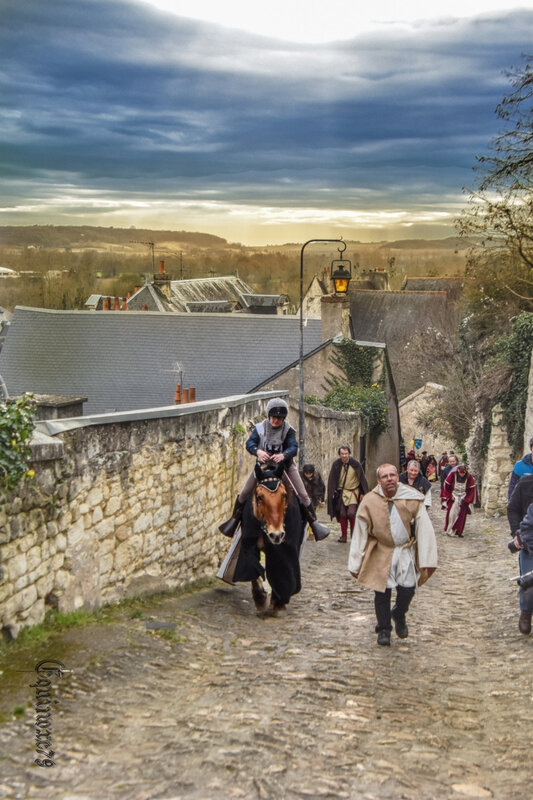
[253,461,288,545]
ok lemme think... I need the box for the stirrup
[311,519,330,541]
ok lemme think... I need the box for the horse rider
[218,397,330,541]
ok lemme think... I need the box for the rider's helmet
[266,397,288,419]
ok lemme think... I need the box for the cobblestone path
[0,488,531,800]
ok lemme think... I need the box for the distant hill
[0,225,228,250]
[380,237,473,250]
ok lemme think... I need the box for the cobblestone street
[0,488,531,800]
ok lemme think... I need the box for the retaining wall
[0,392,363,638]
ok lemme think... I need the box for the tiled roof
[0,307,322,414]
[401,276,464,295]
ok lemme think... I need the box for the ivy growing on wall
[0,393,36,490]
[323,384,388,434]
[324,339,379,389]
[307,338,389,434]
[492,312,533,456]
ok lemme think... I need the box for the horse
[217,460,306,616]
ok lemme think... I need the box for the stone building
[399,382,450,459]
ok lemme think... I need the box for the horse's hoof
[271,604,288,618]
[253,594,269,613]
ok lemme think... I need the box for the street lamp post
[298,238,346,469]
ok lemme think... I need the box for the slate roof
[401,276,464,297]
[125,276,289,314]
[0,307,322,415]
[169,276,253,308]
[349,289,455,364]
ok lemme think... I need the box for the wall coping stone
[35,391,287,437]
[30,430,65,461]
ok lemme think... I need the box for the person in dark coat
[300,464,325,508]
[327,445,369,542]
[507,473,533,634]
[399,460,432,508]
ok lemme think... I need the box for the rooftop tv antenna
[130,240,155,271]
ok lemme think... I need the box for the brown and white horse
[218,461,305,616]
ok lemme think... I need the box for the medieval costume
[348,482,438,643]
[442,466,478,537]
[300,464,325,508]
[440,462,456,491]
[398,469,432,507]
[327,454,369,542]
[219,397,329,541]
[437,452,448,478]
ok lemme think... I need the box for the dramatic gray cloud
[0,0,531,243]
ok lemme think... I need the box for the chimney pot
[159,260,165,273]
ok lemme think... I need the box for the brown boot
[218,497,244,538]
[519,611,532,634]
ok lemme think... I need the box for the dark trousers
[374,585,415,632]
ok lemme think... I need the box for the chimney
[189,387,196,402]
[174,384,181,404]
[182,388,190,404]
[153,259,171,300]
[320,295,351,342]
[102,297,110,311]
[113,296,120,310]
[121,297,128,310]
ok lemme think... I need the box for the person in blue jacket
[218,397,329,541]
[507,436,533,499]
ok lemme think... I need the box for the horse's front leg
[251,576,268,613]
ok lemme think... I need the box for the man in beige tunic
[348,463,438,646]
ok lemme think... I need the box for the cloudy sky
[0,0,531,245]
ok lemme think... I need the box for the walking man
[348,463,438,646]
[327,446,368,543]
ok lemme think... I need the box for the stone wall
[523,348,533,453]
[0,391,367,638]
[291,402,365,484]
[0,395,269,639]
[399,383,451,459]
[481,405,514,513]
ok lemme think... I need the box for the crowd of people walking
[218,397,533,641]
